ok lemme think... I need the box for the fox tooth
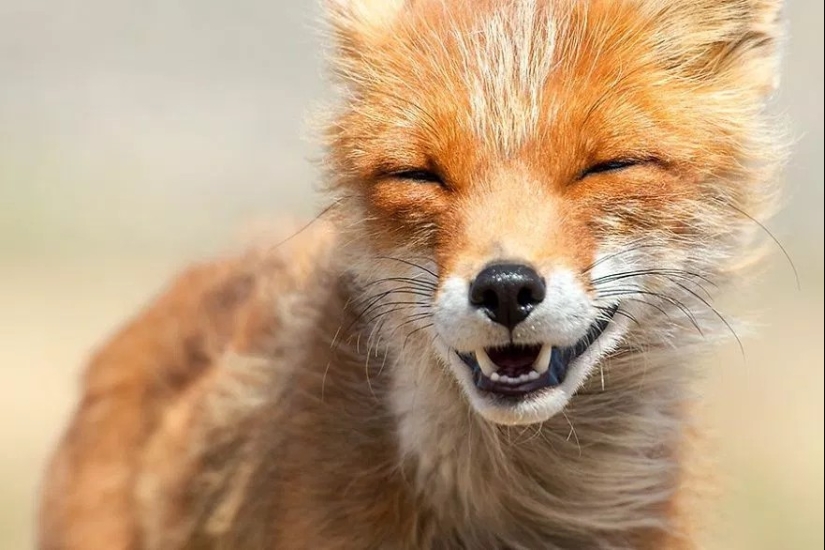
[490,372,500,382]
[533,344,553,374]
[528,370,540,381]
[475,348,498,377]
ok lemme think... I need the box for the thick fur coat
[39,1,785,548]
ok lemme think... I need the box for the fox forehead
[329,0,780,182]
[332,2,704,176]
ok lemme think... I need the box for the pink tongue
[486,345,542,376]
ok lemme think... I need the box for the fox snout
[435,262,595,351]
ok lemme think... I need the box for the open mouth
[457,305,618,398]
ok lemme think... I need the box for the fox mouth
[457,305,618,398]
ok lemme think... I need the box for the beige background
[0,1,822,549]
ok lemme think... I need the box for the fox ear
[657,0,785,95]
[325,0,408,51]
[715,0,785,94]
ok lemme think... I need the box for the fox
[38,0,786,548]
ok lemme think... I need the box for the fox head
[322,0,784,425]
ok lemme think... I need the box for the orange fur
[39,1,784,548]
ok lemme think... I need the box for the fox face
[325,0,783,425]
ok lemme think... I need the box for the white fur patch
[434,269,595,352]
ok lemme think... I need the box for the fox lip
[456,305,618,398]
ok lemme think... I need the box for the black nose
[469,263,546,330]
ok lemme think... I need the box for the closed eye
[579,159,643,179]
[391,169,445,186]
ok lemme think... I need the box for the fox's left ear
[324,0,408,53]
[659,0,785,96]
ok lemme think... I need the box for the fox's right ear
[325,0,408,52]
[654,0,786,97]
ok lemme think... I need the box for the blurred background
[0,1,821,549]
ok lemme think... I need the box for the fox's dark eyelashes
[389,169,445,186]
[382,158,657,185]
[579,158,651,179]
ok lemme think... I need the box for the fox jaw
[325,0,782,426]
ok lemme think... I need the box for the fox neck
[387,339,692,545]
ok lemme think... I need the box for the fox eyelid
[390,169,445,186]
[579,158,645,179]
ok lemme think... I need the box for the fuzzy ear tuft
[325,0,408,51]
[652,0,785,96]
[740,0,785,93]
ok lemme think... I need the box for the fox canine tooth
[475,348,498,377]
[532,344,553,374]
